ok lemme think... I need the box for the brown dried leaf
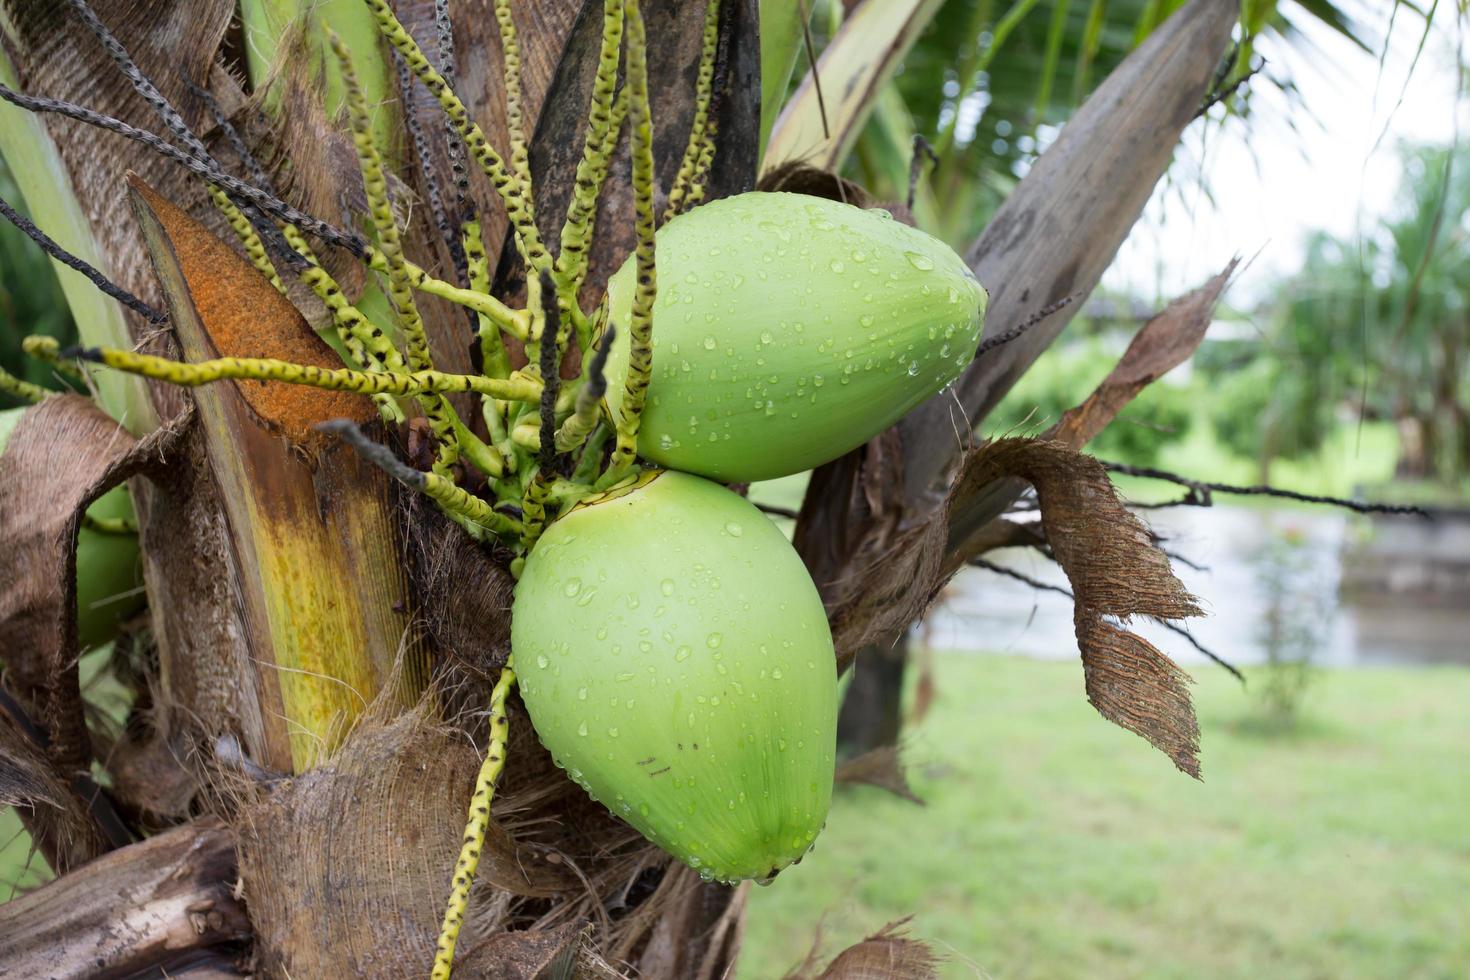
[1,0,234,417]
[1077,617,1201,777]
[834,746,921,804]
[1050,260,1238,450]
[0,712,111,873]
[946,262,1238,555]
[0,395,190,776]
[965,442,1202,776]
[816,438,1203,776]
[456,922,583,979]
[787,917,941,980]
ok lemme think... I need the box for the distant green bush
[986,335,1193,466]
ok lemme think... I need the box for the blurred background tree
[1195,142,1470,488]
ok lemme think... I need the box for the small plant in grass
[1247,522,1330,733]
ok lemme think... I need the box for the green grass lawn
[740,653,1470,980]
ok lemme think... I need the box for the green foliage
[838,0,1373,248]
[1196,331,1340,468]
[0,160,77,407]
[741,652,1470,979]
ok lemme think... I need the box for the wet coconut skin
[513,471,837,883]
[604,191,988,482]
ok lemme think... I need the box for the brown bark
[835,631,910,758]
[0,817,249,979]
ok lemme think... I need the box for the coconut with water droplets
[512,470,836,883]
[603,191,987,482]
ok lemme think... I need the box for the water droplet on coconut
[905,251,935,271]
[562,578,581,597]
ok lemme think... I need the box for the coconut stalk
[129,177,425,770]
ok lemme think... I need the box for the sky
[1103,1,1467,305]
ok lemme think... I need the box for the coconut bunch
[3,0,984,973]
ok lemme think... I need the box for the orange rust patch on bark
[129,175,375,443]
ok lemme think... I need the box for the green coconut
[513,470,836,883]
[604,191,987,482]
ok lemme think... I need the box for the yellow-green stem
[664,0,721,221]
[432,665,517,980]
[602,0,657,487]
[32,338,542,401]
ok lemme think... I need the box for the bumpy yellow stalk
[0,363,48,403]
[207,186,286,293]
[320,419,523,538]
[463,221,511,377]
[362,0,550,276]
[663,0,720,221]
[554,325,614,452]
[492,0,531,189]
[602,0,657,487]
[331,33,432,371]
[362,248,530,338]
[30,338,541,401]
[681,115,719,210]
[431,665,517,980]
[554,0,624,295]
[332,31,468,473]
[280,226,404,421]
